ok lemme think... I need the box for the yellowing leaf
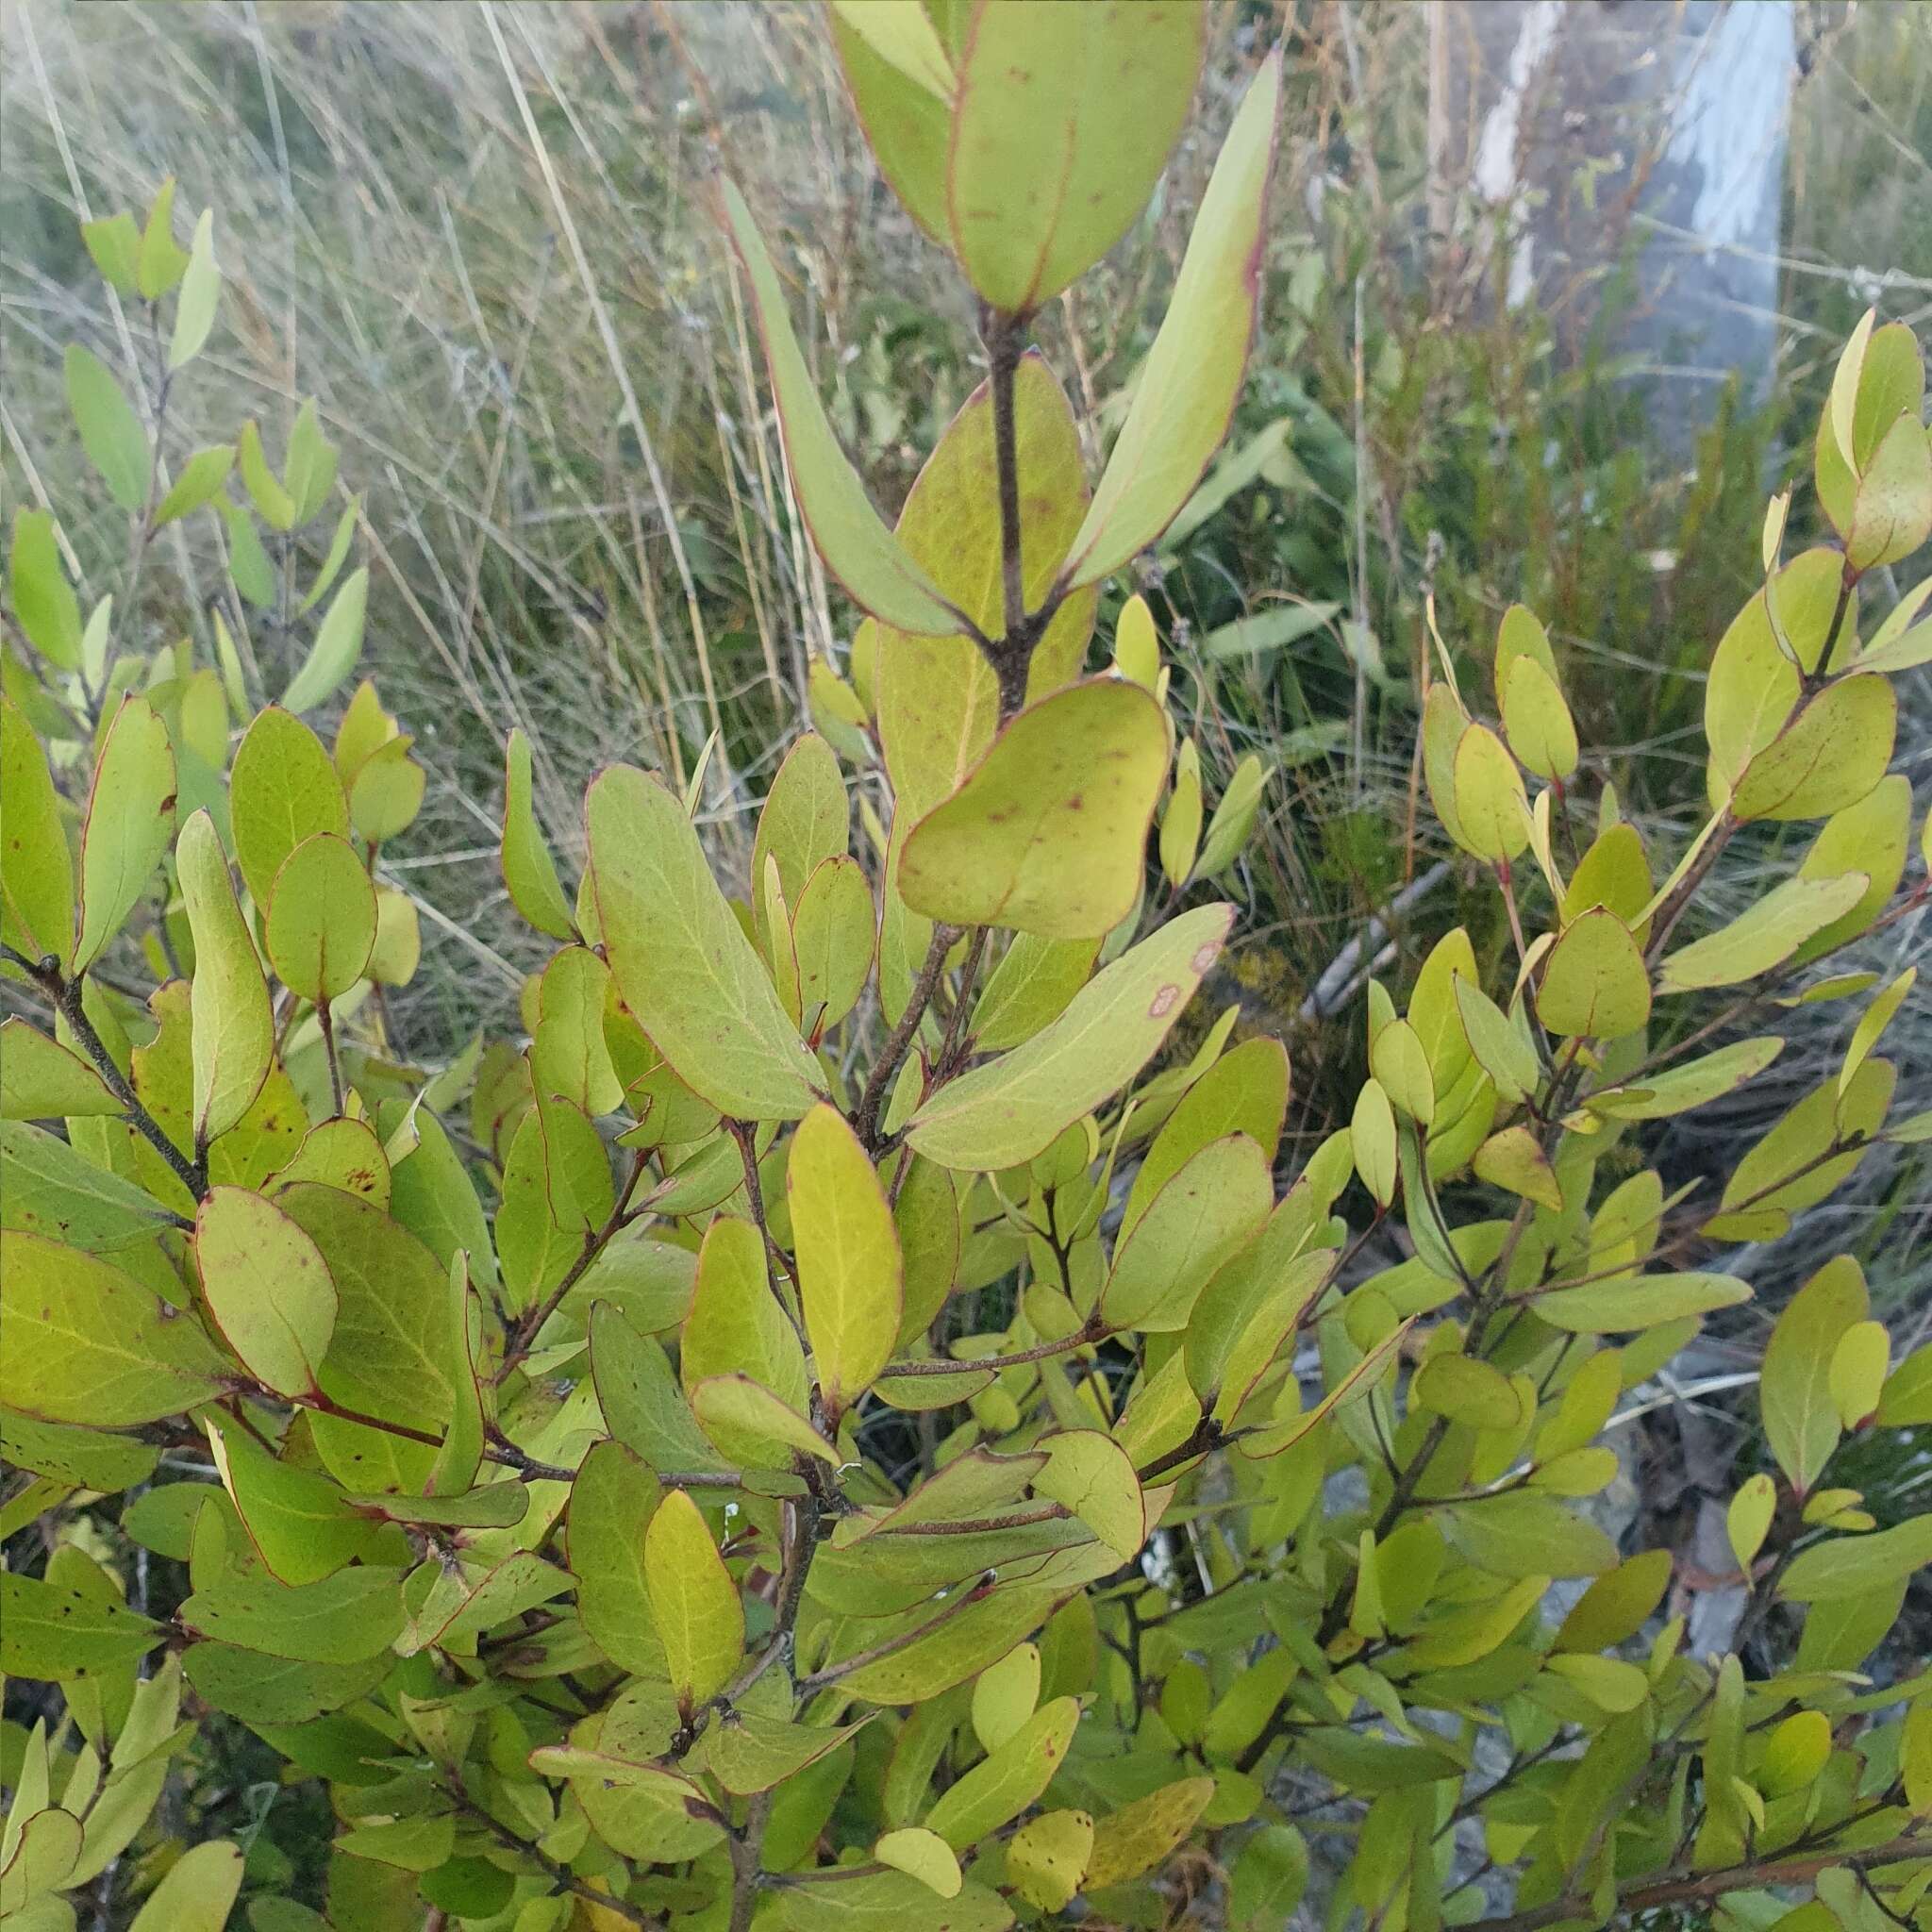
[1589,1037,1784,1121]
[589,764,825,1121]
[643,1488,743,1710]
[75,696,176,973]
[1422,684,1470,849]
[1160,741,1204,889]
[1034,1430,1145,1563]
[946,2,1207,313]
[1083,1777,1216,1890]
[1493,602,1558,692]
[752,734,847,941]
[1731,674,1895,824]
[899,678,1168,938]
[0,1018,120,1119]
[924,1696,1079,1849]
[831,0,951,96]
[1534,1271,1750,1334]
[1657,873,1870,993]
[177,810,273,1145]
[1563,822,1653,933]
[1537,908,1651,1041]
[1501,658,1577,782]
[1829,1320,1890,1430]
[831,9,951,243]
[1450,724,1531,863]
[723,180,956,635]
[1,696,75,967]
[125,1840,242,1932]
[347,737,424,843]
[906,903,1231,1170]
[1544,1653,1650,1713]
[264,833,376,1006]
[1114,594,1160,689]
[972,1641,1041,1753]
[1472,1124,1562,1211]
[691,1374,837,1464]
[874,1825,961,1898]
[684,1212,808,1424]
[1351,1078,1396,1208]
[788,1103,903,1420]
[500,728,575,939]
[193,1185,335,1401]
[1705,549,1848,802]
[874,353,1097,825]
[228,708,349,913]
[0,1230,226,1425]
[1103,1133,1272,1333]
[1061,52,1280,587]
[1410,1353,1524,1432]
[1826,308,1877,478]
[1727,1474,1775,1574]
[1552,1549,1672,1653]
[1762,1255,1867,1496]
[792,856,875,1034]
[1008,1808,1095,1913]
[568,1439,666,1677]
[1368,1018,1434,1125]
[1759,1710,1833,1798]
[1846,408,1932,570]
[1123,1034,1290,1234]
[971,932,1099,1052]
[531,946,624,1116]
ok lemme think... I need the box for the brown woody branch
[853,924,960,1153]
[495,1147,651,1383]
[5,944,208,1202]
[1459,1832,1932,1932]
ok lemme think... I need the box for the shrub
[3,9,1931,1930]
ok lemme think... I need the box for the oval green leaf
[899,677,1168,939]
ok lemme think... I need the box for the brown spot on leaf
[1191,940,1224,974]
[1149,984,1179,1018]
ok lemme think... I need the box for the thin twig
[795,1570,995,1695]
[5,946,208,1201]
[496,1148,649,1383]
[1458,1833,1932,1932]
[880,1319,1104,1379]
[853,924,960,1152]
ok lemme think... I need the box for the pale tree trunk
[1429,0,1796,453]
